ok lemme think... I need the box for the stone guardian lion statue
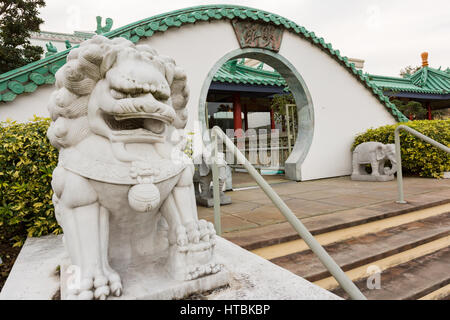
[47,36,220,300]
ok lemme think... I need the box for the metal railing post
[285,104,292,153]
[211,126,366,300]
[211,130,222,236]
[395,125,450,204]
[394,127,406,204]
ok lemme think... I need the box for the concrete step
[419,283,450,300]
[313,235,450,292]
[269,212,450,282]
[225,199,450,251]
[246,201,450,300]
[250,203,450,260]
[331,247,450,300]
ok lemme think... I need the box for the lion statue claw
[48,36,220,300]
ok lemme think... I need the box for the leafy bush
[352,120,450,178]
[270,93,297,127]
[0,117,61,247]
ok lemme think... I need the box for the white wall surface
[247,112,271,129]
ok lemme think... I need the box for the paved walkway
[197,175,450,238]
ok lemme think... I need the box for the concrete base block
[443,172,450,179]
[0,235,64,300]
[1,235,340,300]
[351,174,395,182]
[60,257,230,300]
[196,195,232,208]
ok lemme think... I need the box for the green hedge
[0,117,61,247]
[352,120,450,178]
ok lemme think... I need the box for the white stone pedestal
[60,258,230,300]
[0,235,340,300]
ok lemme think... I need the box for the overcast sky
[38,0,450,77]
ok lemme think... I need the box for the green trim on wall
[0,4,408,122]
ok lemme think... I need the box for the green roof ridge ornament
[96,16,114,35]
[65,40,72,49]
[213,60,286,87]
[257,62,264,70]
[45,42,57,57]
[229,60,238,74]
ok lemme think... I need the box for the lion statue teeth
[47,35,220,300]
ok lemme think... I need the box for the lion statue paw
[167,220,222,281]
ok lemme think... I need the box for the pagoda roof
[368,66,450,95]
[213,60,286,87]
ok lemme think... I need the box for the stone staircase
[225,201,450,300]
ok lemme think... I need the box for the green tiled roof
[0,4,408,122]
[368,67,450,95]
[213,60,286,87]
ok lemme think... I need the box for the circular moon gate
[198,48,314,180]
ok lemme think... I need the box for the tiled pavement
[197,175,450,238]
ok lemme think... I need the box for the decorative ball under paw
[128,183,161,212]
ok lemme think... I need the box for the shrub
[352,120,450,178]
[0,117,61,247]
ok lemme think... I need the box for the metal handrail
[395,125,450,204]
[210,126,366,300]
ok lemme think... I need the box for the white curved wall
[141,20,396,180]
[0,19,396,180]
[279,32,396,180]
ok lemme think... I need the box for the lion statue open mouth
[47,35,220,300]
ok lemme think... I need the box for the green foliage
[391,99,444,120]
[270,93,297,126]
[0,117,60,247]
[0,0,46,73]
[391,99,427,120]
[352,120,450,178]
